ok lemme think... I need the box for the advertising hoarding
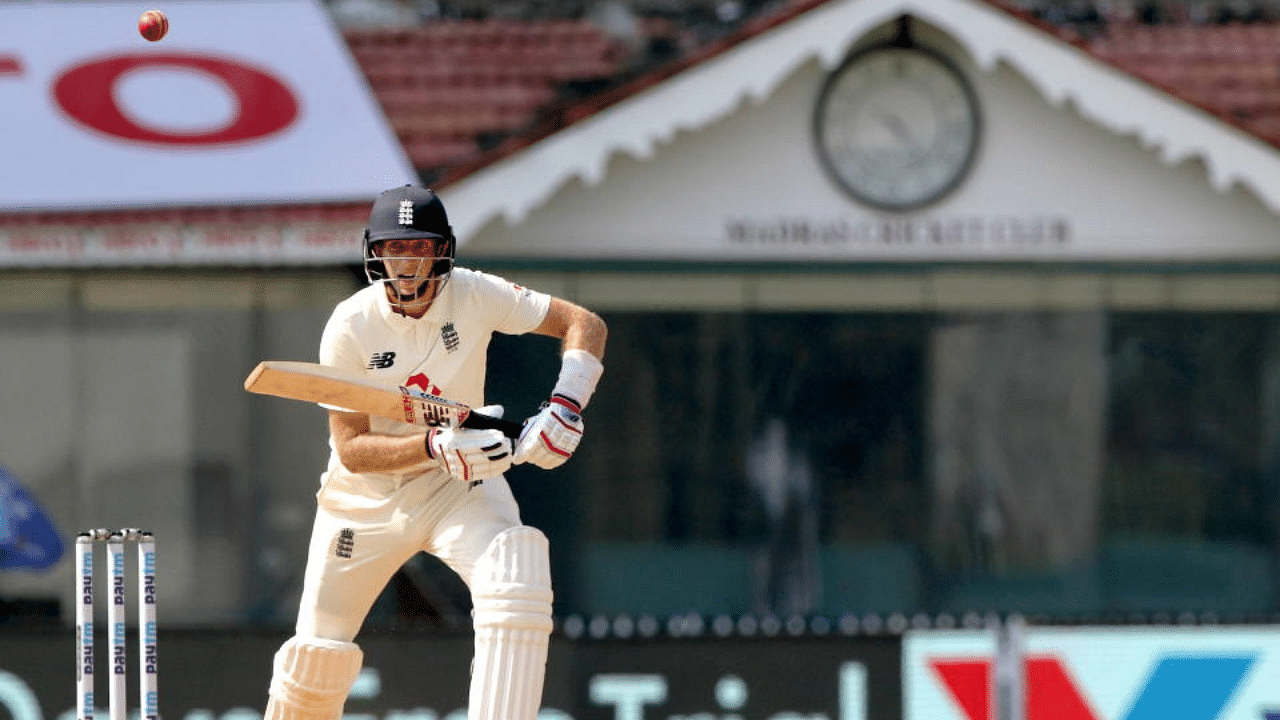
[904,625,1280,720]
[0,629,899,720]
[0,0,415,211]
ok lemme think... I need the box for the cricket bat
[244,360,523,438]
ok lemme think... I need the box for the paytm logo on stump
[904,628,1279,720]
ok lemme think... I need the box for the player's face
[373,238,452,310]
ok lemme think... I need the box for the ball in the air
[138,10,169,42]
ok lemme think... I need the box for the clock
[813,44,981,211]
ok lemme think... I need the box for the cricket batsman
[263,184,607,720]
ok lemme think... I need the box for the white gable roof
[441,0,1280,247]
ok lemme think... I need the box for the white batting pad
[266,636,364,720]
[468,526,554,720]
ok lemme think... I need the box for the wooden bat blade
[244,361,407,418]
[244,361,522,438]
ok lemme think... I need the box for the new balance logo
[335,529,355,559]
[367,351,396,369]
[441,322,459,353]
[398,200,413,226]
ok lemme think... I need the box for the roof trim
[441,0,1280,245]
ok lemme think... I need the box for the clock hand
[873,108,921,150]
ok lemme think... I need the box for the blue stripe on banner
[1123,656,1257,720]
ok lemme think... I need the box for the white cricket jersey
[315,268,550,498]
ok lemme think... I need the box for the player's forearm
[536,298,608,360]
[336,432,431,473]
[562,308,608,360]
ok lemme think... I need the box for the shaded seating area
[345,20,628,170]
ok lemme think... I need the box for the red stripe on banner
[930,660,990,720]
[928,656,1101,720]
[1025,656,1099,720]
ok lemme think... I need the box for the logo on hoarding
[0,467,64,570]
[929,654,1257,720]
[52,53,299,146]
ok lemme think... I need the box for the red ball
[138,10,168,42]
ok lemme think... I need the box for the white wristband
[552,349,604,409]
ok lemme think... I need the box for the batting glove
[427,411,513,485]
[513,395,584,470]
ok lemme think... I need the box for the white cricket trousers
[294,472,523,641]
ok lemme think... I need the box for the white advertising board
[904,626,1280,720]
[0,0,415,210]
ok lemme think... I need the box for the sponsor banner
[0,222,364,267]
[0,629,900,720]
[904,626,1280,720]
[0,0,415,212]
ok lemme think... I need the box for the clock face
[813,45,981,211]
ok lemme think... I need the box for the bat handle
[461,411,524,439]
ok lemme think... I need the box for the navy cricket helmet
[362,185,456,284]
